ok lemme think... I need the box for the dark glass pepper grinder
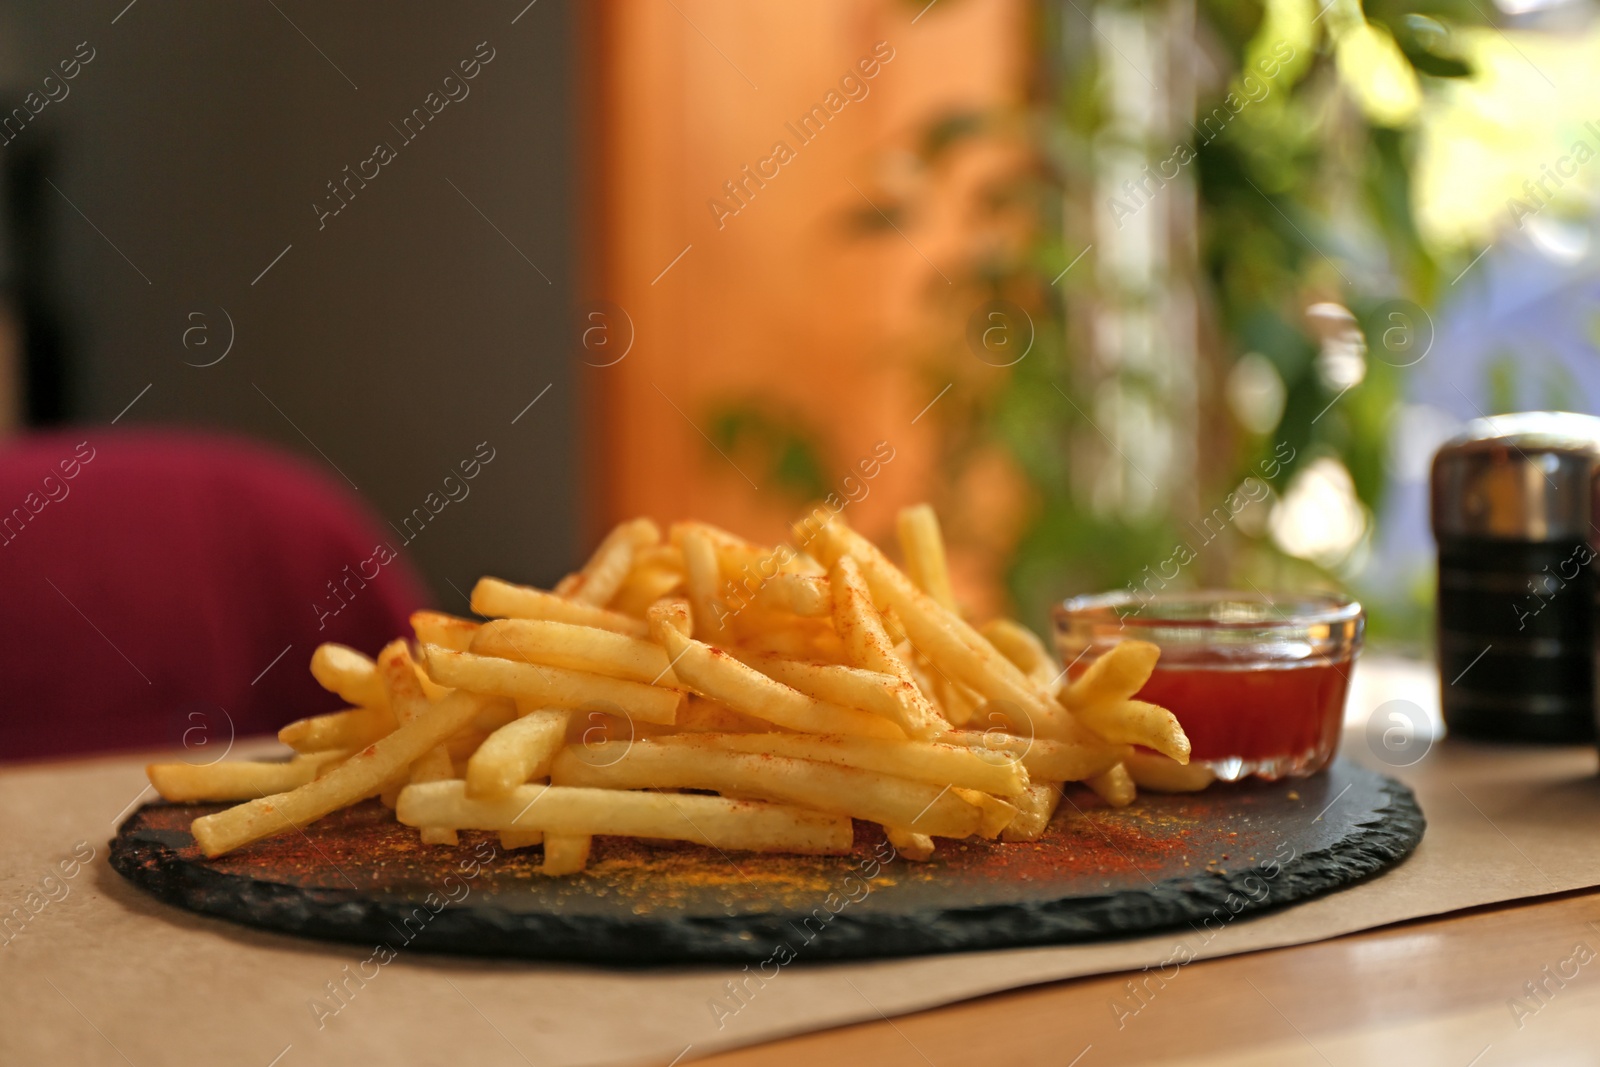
[1430,411,1600,742]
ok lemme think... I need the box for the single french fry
[466,709,570,798]
[1125,750,1215,793]
[469,618,678,685]
[680,527,732,643]
[981,619,1059,691]
[647,615,904,739]
[420,646,682,726]
[896,503,957,612]
[883,826,935,861]
[952,788,1019,839]
[397,780,854,854]
[1086,763,1137,808]
[310,643,386,708]
[1000,782,1063,842]
[941,730,1129,783]
[729,651,922,731]
[191,691,491,857]
[411,611,481,653]
[279,706,395,753]
[828,555,946,738]
[646,732,1026,796]
[1062,640,1162,709]
[556,517,660,605]
[1072,699,1191,764]
[471,577,649,637]
[540,834,591,876]
[553,742,983,838]
[807,520,1067,736]
[146,751,348,803]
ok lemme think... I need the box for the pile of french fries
[147,505,1206,874]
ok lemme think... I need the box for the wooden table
[696,889,1600,1066]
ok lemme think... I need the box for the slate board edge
[108,774,1425,966]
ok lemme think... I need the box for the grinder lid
[1430,411,1600,542]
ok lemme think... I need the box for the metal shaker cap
[1430,411,1600,542]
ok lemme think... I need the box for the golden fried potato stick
[147,751,348,803]
[465,709,570,798]
[641,732,1027,796]
[310,643,386,708]
[896,503,957,613]
[420,645,682,726]
[646,609,905,739]
[1072,699,1191,765]
[410,611,480,653]
[1085,763,1137,807]
[941,730,1128,783]
[554,517,660,605]
[539,834,592,876]
[1124,750,1215,793]
[554,741,984,838]
[679,527,732,644]
[470,618,679,685]
[397,780,854,854]
[191,690,492,857]
[1000,783,1063,842]
[1062,640,1161,709]
[828,555,947,738]
[279,706,395,753]
[729,652,921,733]
[471,577,649,637]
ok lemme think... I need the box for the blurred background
[5,0,1600,733]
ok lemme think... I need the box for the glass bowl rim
[1054,589,1363,630]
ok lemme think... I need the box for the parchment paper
[3,658,1598,1067]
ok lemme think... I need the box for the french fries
[805,520,1067,738]
[1000,783,1063,842]
[159,501,1193,874]
[279,706,394,753]
[554,517,660,605]
[470,618,678,685]
[828,555,946,738]
[398,780,853,853]
[471,577,649,637]
[649,612,906,739]
[147,751,347,803]
[310,643,386,708]
[897,503,957,612]
[191,691,491,856]
[411,610,480,652]
[553,742,985,838]
[466,709,569,797]
[421,646,682,726]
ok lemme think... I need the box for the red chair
[0,429,430,761]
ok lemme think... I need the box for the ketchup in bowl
[1053,591,1364,781]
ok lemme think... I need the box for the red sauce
[1134,657,1350,765]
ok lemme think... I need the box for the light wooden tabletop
[695,888,1600,1066]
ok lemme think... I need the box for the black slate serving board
[110,759,1423,964]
